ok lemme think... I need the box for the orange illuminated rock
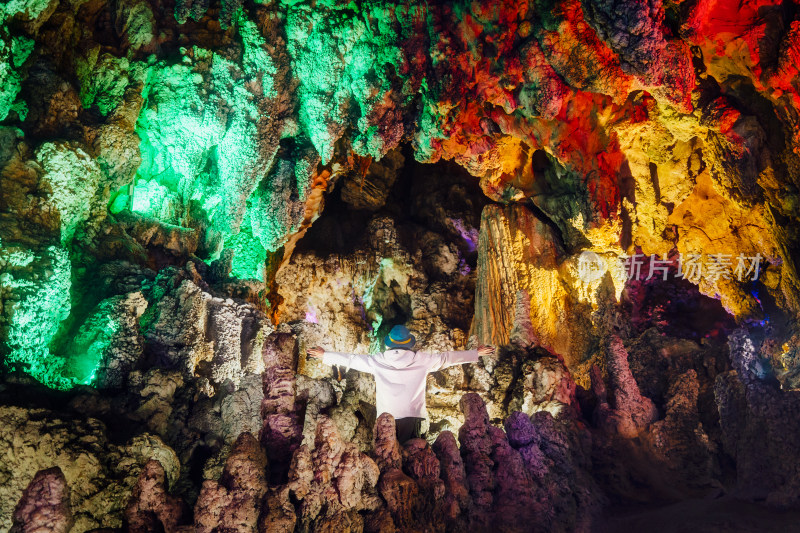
[473,203,600,367]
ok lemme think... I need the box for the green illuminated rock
[283,1,409,162]
[77,50,137,116]
[174,0,211,24]
[130,178,180,223]
[62,292,148,387]
[0,33,33,121]
[115,0,156,51]
[226,214,268,281]
[0,0,58,26]
[132,45,273,262]
[37,142,103,245]
[235,8,277,98]
[130,9,297,276]
[0,0,57,121]
[0,138,107,390]
[0,244,73,390]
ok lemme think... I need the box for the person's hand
[307,346,324,359]
[478,345,496,357]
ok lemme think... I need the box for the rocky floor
[2,266,798,532]
[596,499,800,533]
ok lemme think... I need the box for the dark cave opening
[622,272,738,342]
[290,142,489,337]
[295,142,488,268]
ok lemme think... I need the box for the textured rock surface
[0,324,795,531]
[1,0,800,530]
[0,405,179,531]
[11,467,72,533]
[715,329,800,506]
[287,416,381,530]
[194,432,269,532]
[259,332,303,483]
[276,155,485,357]
[593,335,659,438]
[644,369,718,494]
[1,0,798,390]
[456,392,602,532]
[124,460,189,533]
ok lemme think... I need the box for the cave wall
[1,0,799,388]
[2,0,800,531]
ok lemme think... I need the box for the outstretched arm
[307,346,374,374]
[428,345,495,372]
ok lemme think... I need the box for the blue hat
[384,325,416,350]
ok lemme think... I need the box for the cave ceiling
[1,0,799,389]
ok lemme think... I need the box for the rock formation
[124,460,190,533]
[1,0,800,531]
[11,467,73,533]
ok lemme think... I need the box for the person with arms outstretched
[307,324,496,443]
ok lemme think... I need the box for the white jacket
[322,348,481,419]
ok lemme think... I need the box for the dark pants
[395,417,424,444]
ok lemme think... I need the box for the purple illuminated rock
[11,467,72,533]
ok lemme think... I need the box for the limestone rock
[0,405,179,532]
[509,351,579,417]
[644,370,718,493]
[257,486,297,533]
[63,292,149,388]
[592,336,658,438]
[194,432,268,533]
[377,467,420,531]
[11,467,72,533]
[714,329,800,506]
[458,393,602,532]
[2,0,800,530]
[402,438,445,501]
[473,204,597,368]
[124,459,190,533]
[143,273,271,392]
[260,332,303,483]
[373,413,402,472]
[340,149,404,211]
[287,416,381,529]
[431,430,470,525]
[458,393,497,528]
